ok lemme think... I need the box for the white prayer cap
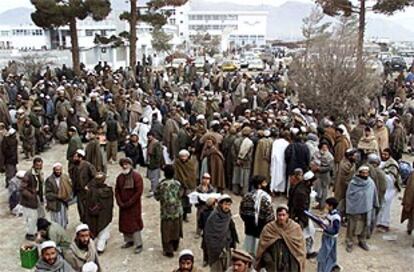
[179,249,194,259]
[16,170,26,178]
[56,86,65,92]
[178,149,190,157]
[75,96,83,102]
[76,149,86,157]
[165,92,173,98]
[142,117,149,124]
[7,127,16,135]
[82,262,98,272]
[40,241,56,251]
[241,98,249,104]
[75,223,89,234]
[300,126,307,133]
[89,92,98,98]
[17,108,25,114]
[52,162,62,169]
[79,117,86,122]
[210,120,220,127]
[264,130,271,137]
[245,109,251,113]
[291,108,301,115]
[202,172,211,179]
[290,127,300,135]
[358,165,370,172]
[196,114,205,121]
[218,194,232,203]
[307,109,313,115]
[40,93,44,98]
[304,171,315,181]
[213,112,221,118]
[181,119,189,126]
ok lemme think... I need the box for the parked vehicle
[221,60,239,72]
[248,58,265,71]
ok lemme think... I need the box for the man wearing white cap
[172,249,203,272]
[1,127,18,188]
[45,162,72,229]
[66,127,83,168]
[8,170,25,216]
[65,224,100,272]
[35,241,74,272]
[270,131,290,194]
[345,165,379,252]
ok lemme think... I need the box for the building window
[170,18,176,25]
[180,32,183,36]
[101,30,107,36]
[86,30,94,36]
[180,20,183,24]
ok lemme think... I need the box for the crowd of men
[0,58,414,272]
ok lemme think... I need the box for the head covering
[358,165,369,172]
[196,114,205,121]
[241,98,249,104]
[52,162,62,169]
[178,149,190,157]
[76,149,85,157]
[119,157,133,166]
[75,224,89,234]
[276,203,289,212]
[82,262,98,272]
[16,170,26,178]
[69,126,78,133]
[290,127,300,135]
[218,194,232,203]
[7,128,16,135]
[178,249,194,260]
[367,153,380,164]
[142,117,149,124]
[263,130,271,137]
[210,120,220,127]
[304,171,315,181]
[181,119,189,126]
[231,249,253,263]
[292,108,301,115]
[40,241,56,251]
[241,126,252,136]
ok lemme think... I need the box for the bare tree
[290,16,381,120]
[19,54,56,82]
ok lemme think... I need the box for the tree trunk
[357,0,366,69]
[130,0,137,78]
[69,18,81,76]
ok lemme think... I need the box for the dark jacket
[1,134,18,165]
[20,169,43,209]
[86,182,114,237]
[288,181,311,229]
[147,140,163,170]
[105,117,119,142]
[124,141,144,168]
[285,141,310,177]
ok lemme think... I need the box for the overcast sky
[1,0,412,19]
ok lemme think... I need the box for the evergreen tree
[30,0,111,76]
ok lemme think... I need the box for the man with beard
[146,131,163,197]
[174,149,197,222]
[255,204,306,272]
[200,136,226,192]
[70,150,96,223]
[35,241,74,272]
[21,157,45,241]
[154,165,184,258]
[115,158,144,254]
[334,148,357,218]
[65,224,100,271]
[204,194,239,272]
[345,166,379,252]
[85,130,105,172]
[1,127,18,188]
[172,249,203,272]
[124,132,144,169]
[45,163,72,229]
[85,173,113,254]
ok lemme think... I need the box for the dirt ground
[1,143,414,272]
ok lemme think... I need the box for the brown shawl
[202,146,226,190]
[256,219,306,272]
[174,158,197,190]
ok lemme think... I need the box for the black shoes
[121,241,134,249]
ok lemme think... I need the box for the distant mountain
[0,7,33,25]
[0,1,413,41]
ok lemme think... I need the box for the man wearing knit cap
[172,249,203,272]
[232,126,254,195]
[226,249,255,272]
[65,224,100,272]
[345,165,379,252]
[35,241,74,272]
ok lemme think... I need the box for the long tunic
[270,139,289,193]
[115,171,144,234]
[85,139,105,172]
[253,137,273,182]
